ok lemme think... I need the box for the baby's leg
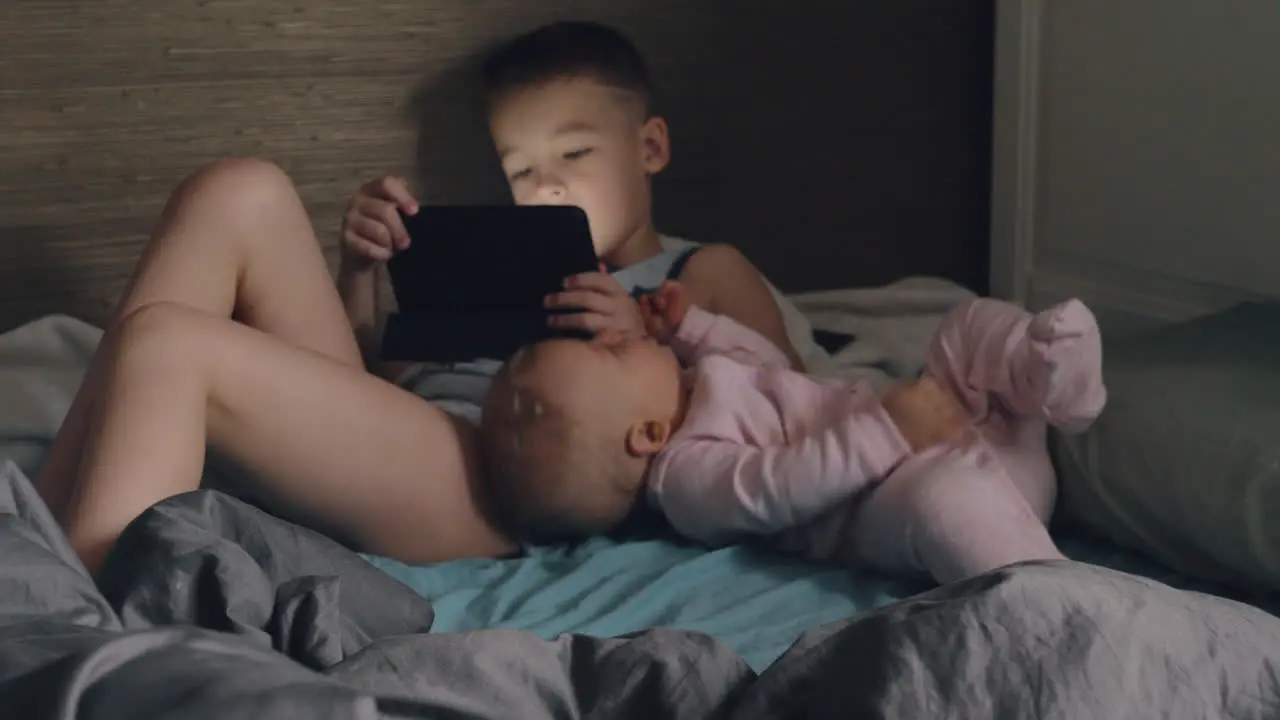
[39,158,361,519]
[63,302,514,574]
[848,446,1065,585]
[926,298,1106,433]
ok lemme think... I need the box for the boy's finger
[365,241,392,260]
[352,198,406,247]
[352,238,391,260]
[378,176,420,215]
[563,271,626,295]
[347,217,393,250]
[547,311,606,333]
[545,290,612,314]
[372,203,412,249]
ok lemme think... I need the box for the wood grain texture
[0,0,992,331]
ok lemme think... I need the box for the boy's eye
[563,148,593,161]
[509,168,533,182]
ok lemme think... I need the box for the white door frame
[988,0,1043,304]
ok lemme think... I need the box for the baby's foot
[1025,299,1107,433]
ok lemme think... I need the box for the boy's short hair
[479,360,639,544]
[480,21,655,115]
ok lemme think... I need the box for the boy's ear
[640,116,671,175]
[625,419,671,457]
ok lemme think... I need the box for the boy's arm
[337,264,409,380]
[336,263,379,357]
[649,405,911,545]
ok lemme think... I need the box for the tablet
[381,204,599,362]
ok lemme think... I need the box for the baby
[479,282,1106,584]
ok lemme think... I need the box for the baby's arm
[672,306,794,369]
[650,405,912,544]
[675,244,804,369]
[643,281,792,369]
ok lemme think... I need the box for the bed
[4,1,1280,717]
[2,282,1279,718]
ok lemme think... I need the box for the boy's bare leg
[66,302,510,574]
[38,158,360,519]
[39,159,514,572]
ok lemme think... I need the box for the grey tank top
[396,235,701,423]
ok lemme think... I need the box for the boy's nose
[534,174,569,204]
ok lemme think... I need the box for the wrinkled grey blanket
[1,461,1278,719]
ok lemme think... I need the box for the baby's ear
[625,419,670,457]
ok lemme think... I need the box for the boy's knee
[191,156,290,187]
[172,157,297,214]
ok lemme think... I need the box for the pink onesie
[646,298,1107,585]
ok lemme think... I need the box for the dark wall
[0,0,992,331]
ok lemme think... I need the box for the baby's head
[479,335,684,543]
[480,21,670,261]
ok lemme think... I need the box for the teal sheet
[367,536,915,671]
[365,528,1228,672]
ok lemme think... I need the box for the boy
[338,21,816,429]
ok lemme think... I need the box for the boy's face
[488,77,669,260]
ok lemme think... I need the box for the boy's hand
[881,376,968,452]
[545,264,646,338]
[340,175,419,271]
[638,280,689,343]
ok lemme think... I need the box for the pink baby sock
[1024,299,1107,433]
[926,298,1107,433]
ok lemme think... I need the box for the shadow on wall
[397,3,994,295]
[406,57,512,206]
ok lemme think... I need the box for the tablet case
[380,205,599,363]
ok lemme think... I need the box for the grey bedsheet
[1,460,1278,719]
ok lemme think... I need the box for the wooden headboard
[0,1,994,332]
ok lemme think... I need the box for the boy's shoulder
[679,242,749,273]
[612,235,708,296]
[673,242,760,301]
[645,235,754,286]
[658,234,742,266]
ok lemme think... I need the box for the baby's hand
[340,175,419,271]
[545,265,646,338]
[639,280,689,343]
[881,376,968,452]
